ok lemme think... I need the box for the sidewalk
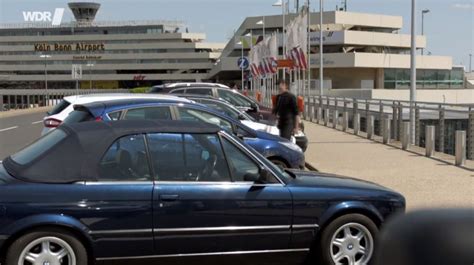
[303,121,474,211]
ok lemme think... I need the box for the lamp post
[469,54,472,72]
[319,0,324,96]
[237,33,252,90]
[237,41,244,90]
[409,0,417,144]
[86,62,95,90]
[39,54,51,105]
[421,9,430,55]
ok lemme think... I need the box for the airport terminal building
[215,11,468,102]
[0,2,224,89]
[0,2,469,102]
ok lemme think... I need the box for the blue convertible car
[0,120,405,265]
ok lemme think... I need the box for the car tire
[269,158,289,169]
[5,228,88,265]
[316,214,378,265]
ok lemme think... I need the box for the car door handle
[160,194,180,201]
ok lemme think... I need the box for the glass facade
[384,67,464,89]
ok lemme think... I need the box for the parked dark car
[168,86,274,122]
[63,98,305,169]
[0,120,405,265]
[177,94,308,151]
[149,82,230,94]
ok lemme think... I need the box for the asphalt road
[0,111,46,159]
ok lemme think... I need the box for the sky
[0,0,473,68]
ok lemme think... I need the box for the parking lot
[0,109,47,158]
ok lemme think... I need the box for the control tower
[68,2,101,23]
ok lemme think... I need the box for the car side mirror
[233,126,247,140]
[238,113,246,120]
[250,102,259,112]
[243,167,270,184]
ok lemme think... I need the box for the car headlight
[280,141,303,153]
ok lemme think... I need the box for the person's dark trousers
[279,122,294,140]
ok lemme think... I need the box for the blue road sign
[238,57,249,70]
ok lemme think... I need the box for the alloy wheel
[18,236,76,265]
[329,222,374,265]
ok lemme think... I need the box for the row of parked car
[42,83,308,169]
[0,82,407,265]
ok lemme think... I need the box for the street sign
[277,59,293,68]
[71,64,82,80]
[237,57,249,70]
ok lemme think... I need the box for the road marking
[32,120,43,124]
[0,126,18,132]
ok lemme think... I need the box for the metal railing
[302,96,474,164]
[0,89,129,111]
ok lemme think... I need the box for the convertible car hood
[288,170,394,193]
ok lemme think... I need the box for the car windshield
[241,111,256,121]
[195,99,242,120]
[218,89,253,108]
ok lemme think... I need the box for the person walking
[272,79,300,140]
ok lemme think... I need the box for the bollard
[439,107,445,153]
[367,115,374,139]
[425,125,435,157]
[455,130,466,166]
[402,121,410,150]
[383,118,391,144]
[354,113,360,135]
[469,112,474,159]
[333,109,339,129]
[317,107,323,124]
[415,106,421,145]
[324,109,329,126]
[342,112,349,132]
[313,101,318,123]
[392,103,398,140]
[305,98,310,120]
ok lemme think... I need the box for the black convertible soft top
[3,120,221,184]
